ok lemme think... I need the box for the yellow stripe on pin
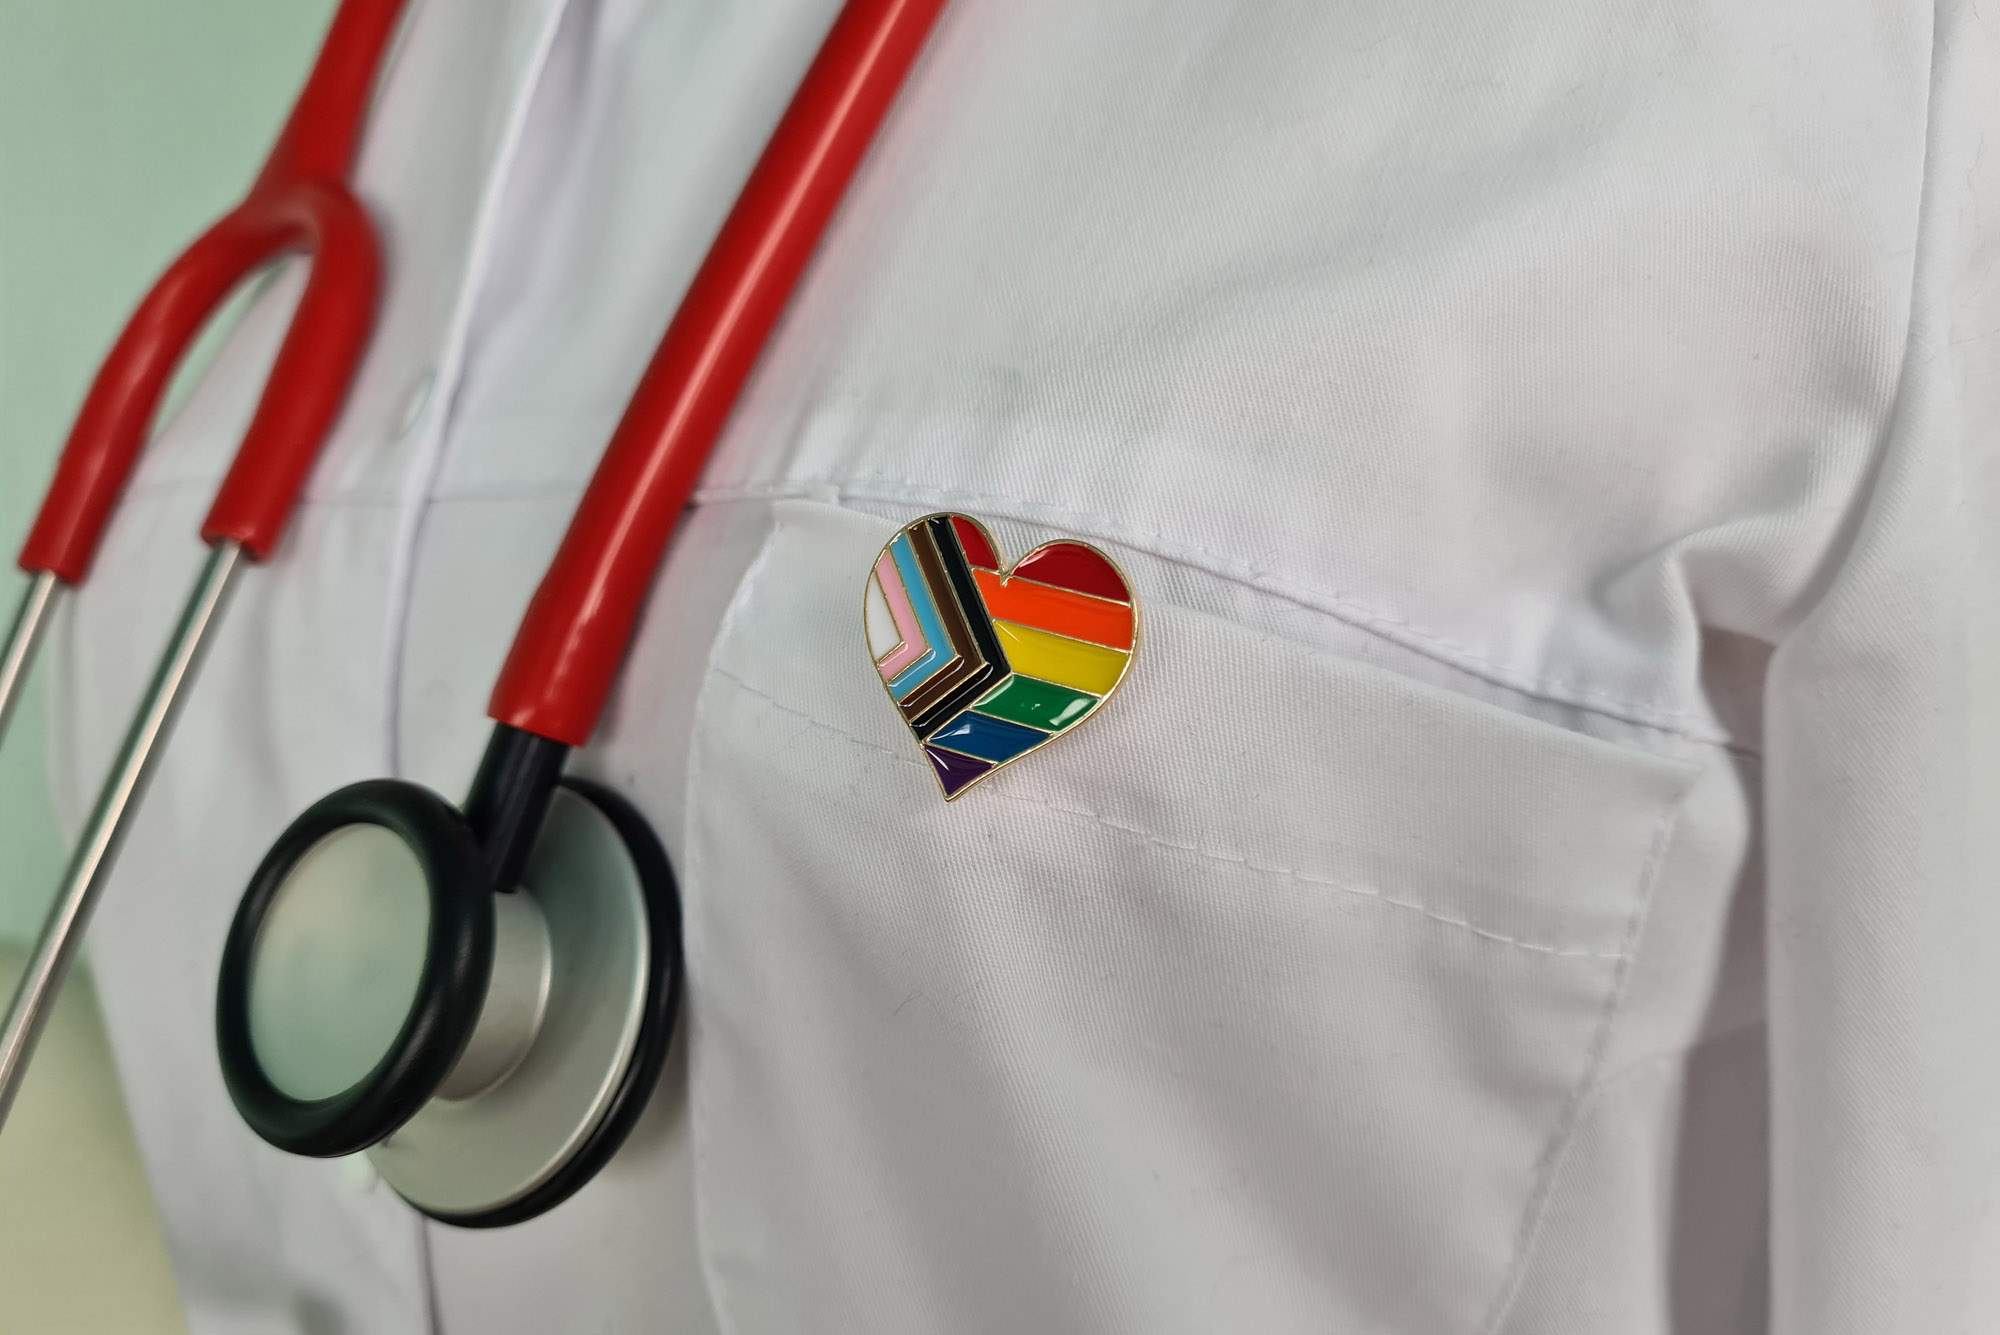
[992,621,1128,696]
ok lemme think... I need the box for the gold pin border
[862,512,1142,802]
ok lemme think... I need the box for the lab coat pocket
[683,500,1696,1335]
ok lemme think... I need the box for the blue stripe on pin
[886,534,951,698]
[926,710,1048,764]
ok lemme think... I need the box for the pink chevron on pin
[871,551,927,680]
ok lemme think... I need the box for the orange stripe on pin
[972,569,1134,650]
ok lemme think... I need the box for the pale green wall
[1,0,339,943]
[2,12,346,1329]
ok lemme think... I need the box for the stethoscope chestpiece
[216,779,494,1157]
[215,752,681,1226]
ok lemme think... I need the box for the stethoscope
[0,0,949,1225]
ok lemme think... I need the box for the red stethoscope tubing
[16,0,406,582]
[489,0,950,746]
[17,0,947,750]
[3,0,951,1168]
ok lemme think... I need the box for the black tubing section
[464,724,570,894]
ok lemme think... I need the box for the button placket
[373,0,582,779]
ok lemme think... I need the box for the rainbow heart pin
[864,514,1138,800]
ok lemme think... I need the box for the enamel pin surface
[864,514,1138,799]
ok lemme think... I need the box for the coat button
[396,371,437,439]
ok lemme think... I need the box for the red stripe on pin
[950,516,999,569]
[1009,544,1129,603]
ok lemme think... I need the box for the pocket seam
[1476,792,1690,1335]
[694,475,1734,745]
[711,664,1635,965]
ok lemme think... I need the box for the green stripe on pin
[972,674,1100,732]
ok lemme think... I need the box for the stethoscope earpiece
[218,765,681,1226]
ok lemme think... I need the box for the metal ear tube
[0,573,59,747]
[0,545,241,1126]
[0,0,410,1130]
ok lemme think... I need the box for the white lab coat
[40,0,2000,1331]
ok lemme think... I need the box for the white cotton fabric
[35,0,2000,1331]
